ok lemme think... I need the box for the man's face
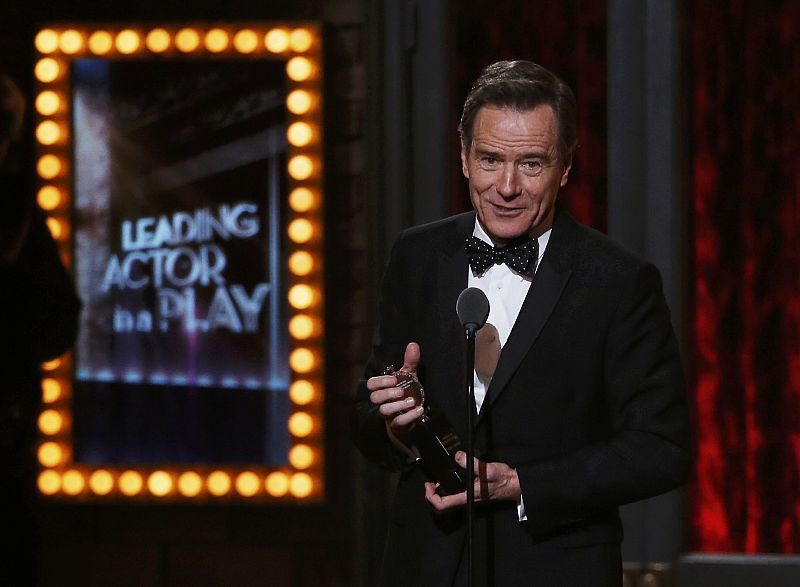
[461,105,571,245]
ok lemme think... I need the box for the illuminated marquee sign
[33,23,324,501]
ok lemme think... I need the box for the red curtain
[452,0,607,231]
[689,0,800,553]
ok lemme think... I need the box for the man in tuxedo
[353,60,690,586]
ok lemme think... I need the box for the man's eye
[481,157,499,166]
[522,161,543,172]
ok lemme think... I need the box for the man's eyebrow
[518,149,551,159]
[473,147,502,157]
[474,147,551,160]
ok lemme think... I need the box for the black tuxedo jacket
[354,208,691,586]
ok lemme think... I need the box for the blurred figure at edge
[0,73,81,585]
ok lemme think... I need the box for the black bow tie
[465,235,538,277]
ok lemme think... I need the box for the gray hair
[459,60,577,163]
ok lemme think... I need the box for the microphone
[456,287,489,331]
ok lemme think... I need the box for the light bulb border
[33,21,325,504]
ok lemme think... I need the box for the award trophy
[383,365,465,496]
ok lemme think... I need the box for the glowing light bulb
[287,122,314,147]
[289,380,315,405]
[289,315,316,340]
[146,29,170,53]
[59,30,83,54]
[175,28,200,53]
[288,155,314,180]
[62,470,85,495]
[42,357,62,371]
[288,412,314,437]
[289,187,317,212]
[37,154,62,179]
[46,217,63,239]
[233,29,258,53]
[207,471,231,496]
[116,30,141,54]
[286,90,312,114]
[119,471,144,495]
[289,29,314,53]
[286,57,313,82]
[35,29,59,54]
[89,470,114,495]
[265,472,289,496]
[288,284,315,309]
[204,28,229,53]
[265,29,290,53]
[287,219,314,243]
[38,470,61,495]
[289,444,314,469]
[147,471,173,496]
[88,31,113,55]
[35,58,60,83]
[36,91,60,115]
[38,409,63,435]
[178,472,203,497]
[41,377,62,402]
[38,442,63,467]
[235,472,260,496]
[290,349,316,373]
[288,251,314,276]
[36,121,61,145]
[289,472,313,498]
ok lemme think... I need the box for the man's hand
[424,451,521,512]
[367,343,425,447]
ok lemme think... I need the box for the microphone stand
[455,286,489,587]
[464,323,477,587]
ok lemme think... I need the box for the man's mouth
[490,203,523,215]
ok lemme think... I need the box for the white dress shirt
[467,219,551,521]
[468,220,551,410]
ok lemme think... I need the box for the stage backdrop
[689,0,800,553]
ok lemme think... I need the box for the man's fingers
[366,375,397,391]
[401,342,421,373]
[386,405,424,428]
[378,398,411,416]
[453,452,506,501]
[375,391,422,427]
[369,386,406,406]
[454,451,485,475]
[425,482,467,512]
[478,462,489,501]
[394,405,424,427]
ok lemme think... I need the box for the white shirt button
[497,281,503,289]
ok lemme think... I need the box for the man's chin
[484,225,532,245]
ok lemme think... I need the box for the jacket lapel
[479,210,575,415]
[435,213,474,426]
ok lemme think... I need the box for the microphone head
[456,287,490,330]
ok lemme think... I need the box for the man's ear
[460,140,469,178]
[559,153,573,187]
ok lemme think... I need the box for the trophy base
[408,417,465,496]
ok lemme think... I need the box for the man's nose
[496,164,521,198]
